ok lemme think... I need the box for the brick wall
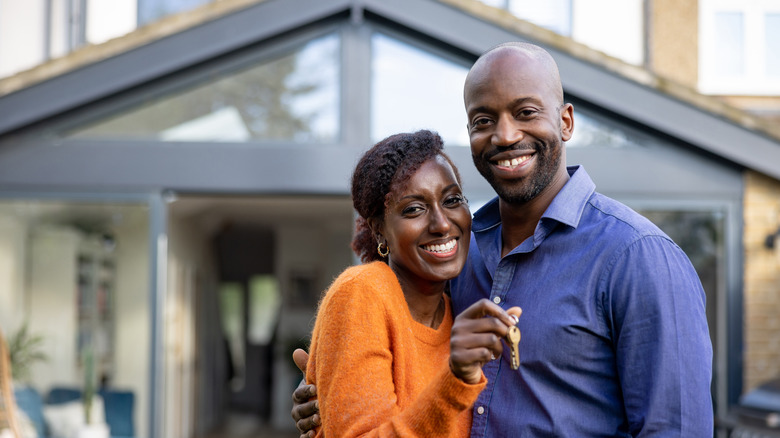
[743,170,780,392]
[650,0,698,88]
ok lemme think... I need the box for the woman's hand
[449,299,522,384]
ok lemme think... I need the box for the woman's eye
[444,195,466,207]
[402,205,424,216]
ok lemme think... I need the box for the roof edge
[437,0,780,143]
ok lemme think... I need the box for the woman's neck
[393,269,447,329]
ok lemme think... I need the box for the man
[292,42,713,437]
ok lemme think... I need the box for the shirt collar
[472,165,596,233]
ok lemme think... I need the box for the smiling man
[451,42,713,437]
[291,42,714,437]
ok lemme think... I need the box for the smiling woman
[301,130,520,438]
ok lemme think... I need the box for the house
[0,0,778,436]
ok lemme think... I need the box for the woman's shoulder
[333,261,396,288]
[317,261,401,321]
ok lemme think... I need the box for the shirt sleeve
[605,235,713,437]
[309,275,485,438]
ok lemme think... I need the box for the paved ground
[200,412,299,438]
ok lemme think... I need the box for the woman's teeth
[423,239,456,253]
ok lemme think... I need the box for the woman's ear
[366,217,383,241]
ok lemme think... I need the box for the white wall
[0,214,27,336]
[27,225,81,391]
[0,0,46,78]
[166,214,219,438]
[113,219,150,438]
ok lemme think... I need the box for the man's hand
[291,348,320,438]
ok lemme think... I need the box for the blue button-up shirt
[451,166,713,437]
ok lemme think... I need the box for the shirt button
[477,406,485,415]
[492,297,501,304]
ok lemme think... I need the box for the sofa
[13,386,134,438]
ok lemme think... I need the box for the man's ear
[560,103,574,142]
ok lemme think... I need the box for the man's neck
[498,168,570,258]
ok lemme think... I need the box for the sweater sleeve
[308,267,485,438]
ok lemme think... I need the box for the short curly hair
[350,129,461,263]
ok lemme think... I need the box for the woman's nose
[428,207,452,234]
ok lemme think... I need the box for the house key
[505,325,521,370]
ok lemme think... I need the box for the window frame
[699,0,780,95]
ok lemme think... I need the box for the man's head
[464,42,573,206]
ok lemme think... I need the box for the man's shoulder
[584,191,668,241]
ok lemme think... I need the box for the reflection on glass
[248,275,281,346]
[566,111,640,148]
[0,199,149,434]
[766,14,780,77]
[508,0,571,35]
[714,12,744,77]
[220,282,245,390]
[372,34,470,146]
[138,0,212,27]
[67,34,340,143]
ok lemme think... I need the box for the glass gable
[567,110,642,148]
[66,34,340,143]
[371,33,470,146]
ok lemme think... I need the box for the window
[475,0,644,66]
[371,33,470,146]
[566,111,642,149]
[66,33,340,143]
[138,0,209,26]
[0,0,137,79]
[699,0,780,95]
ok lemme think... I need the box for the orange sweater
[307,261,486,438]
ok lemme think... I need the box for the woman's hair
[350,129,461,263]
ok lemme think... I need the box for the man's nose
[492,116,523,147]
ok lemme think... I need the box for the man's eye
[516,109,538,119]
[470,117,492,129]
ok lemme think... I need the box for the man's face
[464,50,572,205]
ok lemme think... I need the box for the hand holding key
[450,299,522,384]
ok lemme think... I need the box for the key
[505,325,521,370]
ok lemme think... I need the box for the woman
[303,130,520,437]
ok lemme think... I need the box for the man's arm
[608,236,713,436]
[291,348,320,438]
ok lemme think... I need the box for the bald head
[465,42,564,107]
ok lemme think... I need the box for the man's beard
[472,138,562,205]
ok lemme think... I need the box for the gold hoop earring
[377,242,389,258]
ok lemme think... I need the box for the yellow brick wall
[650,0,698,88]
[743,170,780,392]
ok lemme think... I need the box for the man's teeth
[423,240,456,253]
[497,155,531,169]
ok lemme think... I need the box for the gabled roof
[1,0,779,180]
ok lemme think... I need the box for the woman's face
[381,155,471,291]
